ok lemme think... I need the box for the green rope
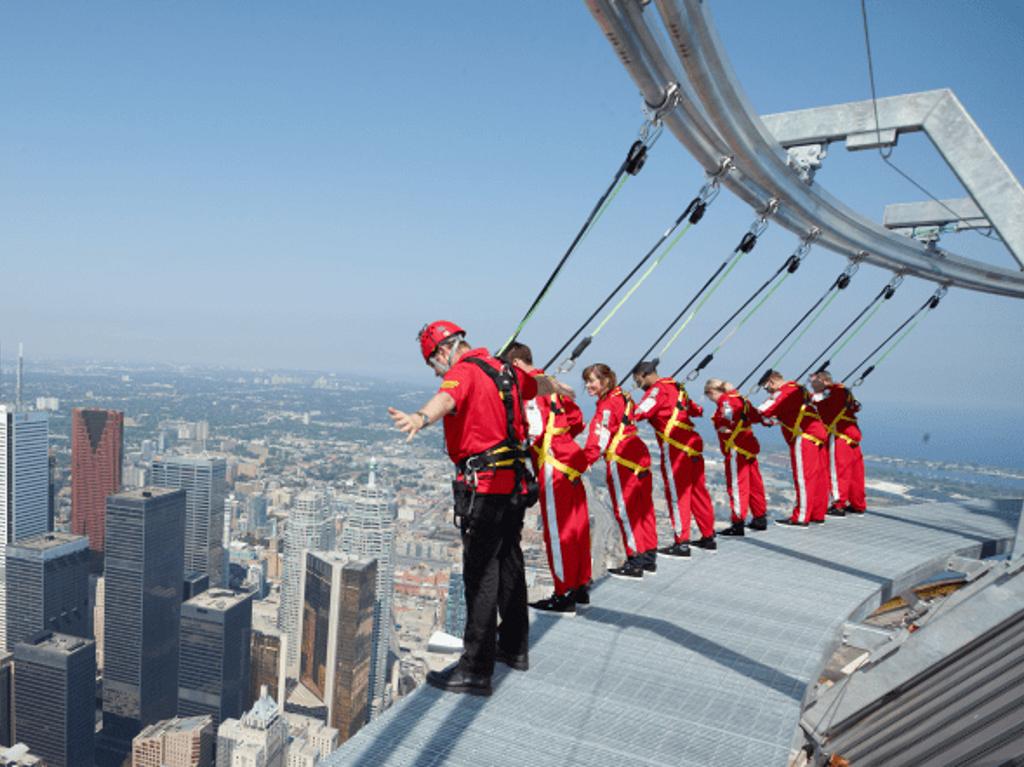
[828,297,887,361]
[770,286,842,370]
[658,247,748,358]
[723,270,793,346]
[591,221,694,337]
[872,316,923,367]
[582,174,629,244]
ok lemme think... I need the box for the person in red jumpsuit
[389,321,573,695]
[756,370,829,527]
[810,369,866,516]
[505,342,592,615]
[581,363,659,578]
[704,378,768,535]
[631,361,717,556]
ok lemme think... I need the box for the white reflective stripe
[721,402,733,420]
[828,436,840,503]
[596,409,612,451]
[525,400,543,440]
[543,462,564,582]
[609,464,637,554]
[660,442,682,536]
[811,391,825,403]
[795,442,809,523]
[757,392,778,414]
[729,454,743,521]
[635,387,659,415]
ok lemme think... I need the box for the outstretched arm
[388,392,456,442]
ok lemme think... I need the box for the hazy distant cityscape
[0,357,1020,766]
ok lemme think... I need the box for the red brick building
[71,408,123,569]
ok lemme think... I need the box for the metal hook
[556,357,577,375]
[889,274,904,289]
[685,369,700,382]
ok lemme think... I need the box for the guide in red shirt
[632,361,717,556]
[582,363,659,579]
[810,369,866,516]
[756,370,829,527]
[704,378,767,534]
[506,342,592,616]
[388,321,573,697]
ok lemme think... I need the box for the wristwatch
[415,411,430,428]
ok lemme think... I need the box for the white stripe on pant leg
[543,463,564,582]
[729,454,743,522]
[795,440,809,523]
[828,437,840,503]
[660,443,682,537]
[609,462,638,554]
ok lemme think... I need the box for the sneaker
[827,507,847,518]
[693,536,718,552]
[529,592,576,616]
[642,560,657,575]
[775,518,809,529]
[720,522,745,537]
[572,584,591,605]
[747,516,768,531]
[426,665,492,696]
[608,562,644,579]
[846,505,866,515]
[495,647,529,671]
[658,542,692,558]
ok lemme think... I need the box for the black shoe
[810,519,825,525]
[608,562,644,579]
[693,536,718,552]
[642,560,657,574]
[495,647,529,671]
[827,507,847,518]
[426,665,492,696]
[572,584,591,605]
[658,542,692,558]
[775,518,809,529]
[846,505,866,515]
[529,592,576,616]
[747,516,768,531]
[720,522,745,537]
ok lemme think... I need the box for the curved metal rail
[586,0,1024,298]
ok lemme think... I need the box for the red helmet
[417,320,465,362]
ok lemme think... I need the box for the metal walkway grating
[325,498,1021,766]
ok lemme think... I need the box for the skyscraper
[444,565,467,637]
[338,465,395,717]
[0,408,49,652]
[216,686,288,767]
[151,456,227,586]
[178,588,253,727]
[0,652,11,748]
[278,490,334,677]
[248,629,286,711]
[12,632,96,767]
[99,488,186,767]
[299,551,375,742]
[70,408,123,571]
[5,532,89,650]
[131,716,214,767]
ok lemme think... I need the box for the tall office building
[12,632,95,767]
[151,456,227,586]
[216,686,288,767]
[299,551,376,742]
[99,488,186,767]
[178,588,253,727]
[338,466,395,717]
[0,652,10,748]
[444,565,466,637]
[131,716,214,767]
[278,490,334,677]
[5,533,89,650]
[0,408,49,652]
[70,408,123,571]
[248,628,286,711]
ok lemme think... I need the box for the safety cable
[626,201,777,378]
[674,232,818,382]
[797,273,903,380]
[738,260,860,391]
[844,286,947,387]
[543,176,721,372]
[497,119,664,358]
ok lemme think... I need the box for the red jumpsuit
[634,378,716,544]
[524,377,592,597]
[813,384,866,513]
[583,387,658,558]
[711,390,767,524]
[758,381,829,524]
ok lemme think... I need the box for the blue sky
[1,2,1022,409]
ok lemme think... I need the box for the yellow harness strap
[534,398,582,482]
[656,383,701,458]
[721,396,756,460]
[605,389,649,476]
[783,400,825,447]
[825,391,860,447]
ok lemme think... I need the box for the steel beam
[883,199,989,231]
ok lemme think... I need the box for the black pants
[458,492,529,677]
